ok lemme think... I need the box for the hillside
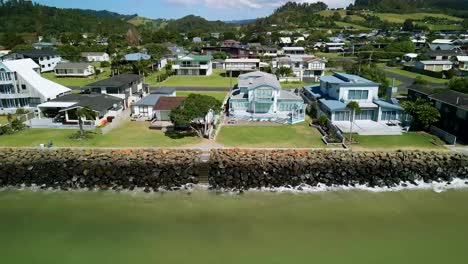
[126,16,168,29]
[0,0,132,34]
[352,0,468,16]
[164,15,236,33]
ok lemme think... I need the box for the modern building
[173,54,213,76]
[10,50,61,72]
[408,86,468,143]
[225,58,260,75]
[302,73,405,135]
[274,55,326,82]
[54,62,95,78]
[228,71,306,124]
[35,93,124,129]
[81,52,110,62]
[81,74,144,108]
[0,59,71,113]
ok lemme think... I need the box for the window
[355,110,375,120]
[255,88,273,99]
[21,84,26,90]
[348,90,369,100]
[381,110,397,121]
[334,111,350,121]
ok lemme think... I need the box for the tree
[332,11,342,21]
[346,101,361,143]
[448,77,468,93]
[344,63,389,96]
[170,94,222,138]
[145,43,169,59]
[444,69,457,79]
[11,44,34,52]
[402,98,440,131]
[125,27,140,46]
[75,107,96,137]
[57,45,81,62]
[402,19,414,31]
[276,67,293,77]
[0,32,24,49]
[213,51,229,60]
[413,76,429,86]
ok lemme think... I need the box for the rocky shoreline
[0,149,467,192]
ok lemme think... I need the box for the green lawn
[351,132,447,151]
[176,91,228,102]
[158,70,236,88]
[384,67,449,84]
[1,189,468,264]
[42,63,111,87]
[217,119,327,148]
[0,121,201,148]
[335,21,372,30]
[375,12,462,23]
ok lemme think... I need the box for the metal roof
[133,94,161,107]
[319,99,347,111]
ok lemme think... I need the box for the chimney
[456,97,460,105]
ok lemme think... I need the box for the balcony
[0,93,31,99]
[225,64,259,71]
[174,64,210,70]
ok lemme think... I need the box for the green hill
[164,15,235,33]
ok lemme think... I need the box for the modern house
[415,61,453,72]
[274,55,326,82]
[225,58,260,75]
[281,47,305,55]
[81,52,110,62]
[228,71,306,124]
[54,62,95,78]
[11,50,61,72]
[173,54,213,76]
[408,86,468,143]
[81,74,144,108]
[35,93,124,129]
[302,73,405,135]
[0,59,71,113]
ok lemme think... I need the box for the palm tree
[346,101,361,143]
[76,107,96,137]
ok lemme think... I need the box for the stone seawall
[0,149,202,191]
[1,149,467,191]
[209,150,468,189]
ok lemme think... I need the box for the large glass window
[355,110,375,120]
[334,111,351,121]
[381,110,397,121]
[251,103,272,113]
[348,90,369,100]
[255,88,273,99]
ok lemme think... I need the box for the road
[160,86,231,92]
[384,70,446,92]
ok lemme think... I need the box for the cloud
[165,0,353,9]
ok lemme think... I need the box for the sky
[33,0,355,20]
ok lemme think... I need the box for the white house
[225,58,260,74]
[13,50,61,72]
[454,56,468,71]
[173,55,213,76]
[280,37,292,46]
[302,73,405,135]
[415,61,453,72]
[281,47,305,55]
[81,52,110,62]
[274,55,326,82]
[0,59,71,113]
[54,62,95,78]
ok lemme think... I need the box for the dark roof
[15,49,58,58]
[425,49,460,57]
[408,85,439,95]
[86,74,141,87]
[429,90,468,110]
[154,97,186,111]
[149,87,176,95]
[55,62,92,70]
[50,93,123,113]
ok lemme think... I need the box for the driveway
[384,69,446,92]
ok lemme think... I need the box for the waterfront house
[408,86,468,143]
[81,52,110,62]
[228,71,306,124]
[0,59,71,113]
[153,96,187,121]
[81,74,144,108]
[302,73,405,135]
[36,93,124,129]
[54,62,95,78]
[415,61,453,72]
[10,50,61,72]
[131,87,177,120]
[173,54,213,76]
[273,55,326,82]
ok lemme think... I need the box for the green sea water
[0,189,467,264]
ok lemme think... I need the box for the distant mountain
[165,15,236,33]
[225,19,256,25]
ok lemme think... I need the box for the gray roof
[429,90,468,111]
[81,52,107,56]
[418,60,453,65]
[86,74,141,88]
[238,71,281,90]
[55,62,92,70]
[133,94,161,107]
[50,93,123,113]
[150,87,176,95]
[278,90,303,101]
[321,73,380,87]
[319,99,347,111]
[15,49,58,58]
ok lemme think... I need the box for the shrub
[317,115,328,128]
[100,61,110,67]
[15,108,29,115]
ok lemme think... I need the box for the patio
[334,120,405,136]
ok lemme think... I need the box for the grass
[384,67,449,84]
[335,21,372,31]
[158,70,236,88]
[217,118,327,148]
[176,91,228,102]
[1,189,468,264]
[0,121,201,148]
[42,63,111,87]
[386,78,403,87]
[375,12,462,23]
[0,115,11,125]
[350,132,447,151]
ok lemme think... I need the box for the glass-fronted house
[172,55,213,76]
[303,72,405,124]
[228,71,306,124]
